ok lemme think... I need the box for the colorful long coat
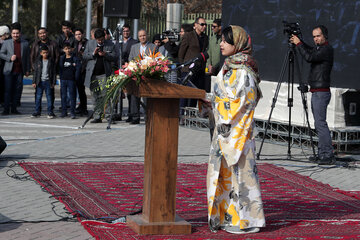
[207,59,266,232]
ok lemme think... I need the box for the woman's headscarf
[223,25,258,75]
[230,25,253,55]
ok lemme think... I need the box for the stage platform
[182,107,360,154]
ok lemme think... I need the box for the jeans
[3,72,22,112]
[311,91,333,158]
[60,79,76,115]
[35,81,54,114]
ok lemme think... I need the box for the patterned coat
[206,52,265,232]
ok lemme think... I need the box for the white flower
[126,61,138,71]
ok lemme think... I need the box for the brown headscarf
[223,25,258,75]
[230,25,253,55]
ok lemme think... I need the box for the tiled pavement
[0,85,359,239]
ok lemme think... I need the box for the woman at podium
[206,25,265,234]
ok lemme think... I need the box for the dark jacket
[178,30,209,72]
[30,39,59,70]
[121,37,138,64]
[56,33,75,55]
[59,54,81,82]
[297,42,334,89]
[74,38,88,73]
[32,57,57,86]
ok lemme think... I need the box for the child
[59,42,81,119]
[32,45,56,118]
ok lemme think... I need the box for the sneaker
[47,112,56,119]
[224,226,260,234]
[71,115,76,119]
[31,112,41,118]
[60,113,68,118]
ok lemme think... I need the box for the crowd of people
[0,18,222,124]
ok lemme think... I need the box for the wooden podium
[125,79,205,235]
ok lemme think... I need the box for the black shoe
[2,110,10,115]
[11,110,21,114]
[32,112,41,118]
[125,117,133,123]
[60,113,68,118]
[90,118,102,123]
[309,155,319,163]
[318,156,336,165]
[71,115,76,119]
[112,114,122,121]
[130,119,140,124]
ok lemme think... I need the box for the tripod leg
[293,50,317,158]
[81,110,94,128]
[107,100,114,130]
[257,50,290,159]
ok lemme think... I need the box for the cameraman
[290,25,335,165]
[162,24,193,60]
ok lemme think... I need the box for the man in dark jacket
[291,25,334,165]
[57,20,75,56]
[30,27,59,69]
[74,28,88,115]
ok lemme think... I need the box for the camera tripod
[256,42,316,160]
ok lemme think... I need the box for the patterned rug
[20,162,360,239]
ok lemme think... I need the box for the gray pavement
[0,85,359,239]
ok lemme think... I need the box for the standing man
[116,24,138,121]
[0,25,10,106]
[0,22,30,115]
[74,28,88,116]
[290,25,335,165]
[83,28,117,123]
[127,29,157,124]
[57,20,75,55]
[30,27,59,69]
[30,27,59,112]
[120,24,138,64]
[207,19,222,77]
[178,17,209,110]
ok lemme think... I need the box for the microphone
[177,52,209,69]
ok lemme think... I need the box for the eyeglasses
[198,23,207,26]
[211,25,218,28]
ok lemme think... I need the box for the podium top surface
[125,79,206,99]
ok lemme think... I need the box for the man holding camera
[290,25,335,165]
[83,28,117,123]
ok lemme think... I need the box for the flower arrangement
[98,50,171,112]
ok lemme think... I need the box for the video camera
[160,29,180,42]
[283,21,301,37]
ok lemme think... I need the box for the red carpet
[20,162,360,239]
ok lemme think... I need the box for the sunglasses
[198,23,207,26]
[211,25,218,28]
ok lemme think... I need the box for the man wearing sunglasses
[178,17,209,109]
